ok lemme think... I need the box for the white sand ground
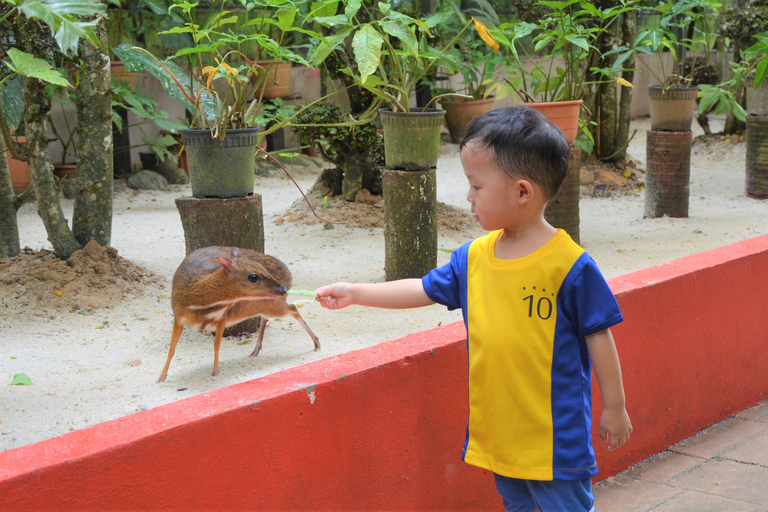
[1,117,766,452]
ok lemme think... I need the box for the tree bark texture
[382,169,437,281]
[24,77,80,258]
[597,24,618,160]
[644,130,692,218]
[73,17,113,248]
[746,115,768,199]
[175,195,265,336]
[0,135,20,259]
[615,11,636,162]
[544,147,580,244]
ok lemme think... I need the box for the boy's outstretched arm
[586,328,633,451]
[315,279,435,310]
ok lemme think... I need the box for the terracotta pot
[6,136,30,190]
[256,60,292,99]
[440,97,496,143]
[522,100,583,144]
[53,163,77,180]
[648,85,698,132]
[111,60,137,90]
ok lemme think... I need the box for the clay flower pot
[256,60,292,99]
[6,136,30,190]
[648,85,698,132]
[522,100,583,145]
[440,97,496,144]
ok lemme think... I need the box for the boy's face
[460,145,522,232]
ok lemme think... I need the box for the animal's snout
[277,284,288,296]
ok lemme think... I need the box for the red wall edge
[1,235,768,510]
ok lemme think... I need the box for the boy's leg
[526,478,595,512]
[493,474,536,512]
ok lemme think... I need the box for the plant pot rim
[180,127,260,135]
[647,84,699,91]
[521,99,584,107]
[440,96,496,104]
[378,107,446,116]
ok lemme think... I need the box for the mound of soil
[579,153,645,196]
[277,178,480,235]
[0,240,162,311]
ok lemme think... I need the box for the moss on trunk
[382,169,437,281]
[24,76,80,259]
[0,135,20,259]
[73,17,113,247]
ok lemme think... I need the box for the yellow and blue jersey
[422,229,623,481]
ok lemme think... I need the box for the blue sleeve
[421,243,469,311]
[561,253,623,337]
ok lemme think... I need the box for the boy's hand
[315,282,355,310]
[599,406,633,451]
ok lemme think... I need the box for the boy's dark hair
[459,106,570,199]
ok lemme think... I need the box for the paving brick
[722,428,768,466]
[736,401,768,423]
[621,450,705,485]
[653,490,767,512]
[671,459,768,505]
[668,418,767,458]
[593,475,681,512]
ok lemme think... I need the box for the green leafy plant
[308,1,494,112]
[435,0,503,100]
[114,0,319,139]
[634,0,722,90]
[492,0,635,103]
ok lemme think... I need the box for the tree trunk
[73,17,113,247]
[615,11,636,162]
[24,76,80,259]
[597,24,618,159]
[0,135,20,259]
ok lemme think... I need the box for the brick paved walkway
[594,400,768,511]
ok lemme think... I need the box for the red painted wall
[1,236,768,510]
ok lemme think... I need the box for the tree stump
[644,130,692,218]
[746,115,768,199]
[382,168,437,281]
[175,195,265,335]
[545,146,581,244]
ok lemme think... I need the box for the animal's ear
[232,247,241,259]
[218,256,236,276]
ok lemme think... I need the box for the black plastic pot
[181,128,259,198]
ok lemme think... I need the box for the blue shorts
[494,473,595,512]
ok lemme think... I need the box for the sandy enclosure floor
[2,117,767,452]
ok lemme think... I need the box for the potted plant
[114,0,320,198]
[309,2,489,170]
[635,0,720,131]
[436,0,502,143]
[492,0,634,145]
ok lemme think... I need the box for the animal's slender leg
[287,304,320,351]
[158,319,185,383]
[250,317,267,357]
[212,319,226,377]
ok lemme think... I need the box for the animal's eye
[248,273,260,283]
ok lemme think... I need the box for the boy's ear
[516,179,535,203]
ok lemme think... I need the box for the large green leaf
[352,24,384,83]
[18,0,105,55]
[380,20,416,54]
[6,49,70,87]
[112,44,215,122]
[0,76,24,131]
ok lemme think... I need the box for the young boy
[315,107,632,512]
